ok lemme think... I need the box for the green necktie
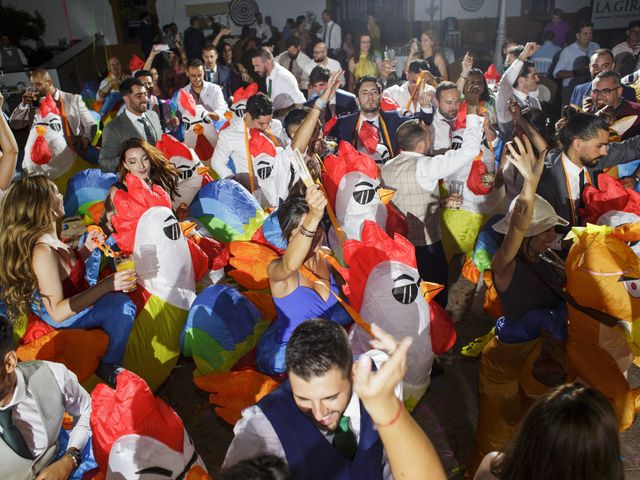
[333,415,357,460]
[267,78,272,97]
[0,407,34,459]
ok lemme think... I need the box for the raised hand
[464,82,482,107]
[461,51,473,76]
[519,42,539,61]
[507,97,522,122]
[305,184,327,222]
[320,69,344,104]
[84,227,107,252]
[506,135,546,181]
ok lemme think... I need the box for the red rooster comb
[156,133,193,161]
[111,174,172,254]
[90,370,186,473]
[129,54,145,73]
[178,89,197,117]
[232,83,259,104]
[38,94,60,118]
[341,221,417,312]
[581,174,640,224]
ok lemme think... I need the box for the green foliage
[0,5,46,43]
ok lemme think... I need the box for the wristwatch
[634,175,640,184]
[64,447,82,469]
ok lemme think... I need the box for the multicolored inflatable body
[91,370,208,479]
[565,223,640,430]
[23,94,94,192]
[63,168,117,222]
[190,179,267,243]
[342,221,456,410]
[156,133,213,210]
[176,89,218,163]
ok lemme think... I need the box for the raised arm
[354,324,447,480]
[508,98,548,152]
[456,52,473,93]
[143,44,164,72]
[267,186,326,282]
[0,93,18,190]
[491,136,547,291]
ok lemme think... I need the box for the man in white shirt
[0,35,27,71]
[612,20,640,59]
[321,10,342,58]
[211,92,287,191]
[0,315,92,479]
[170,59,227,128]
[275,36,312,91]
[431,81,462,153]
[384,59,432,116]
[252,12,272,43]
[382,83,483,307]
[305,42,344,86]
[252,47,306,122]
[497,42,541,137]
[553,21,600,93]
[223,319,399,479]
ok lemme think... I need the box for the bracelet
[314,97,327,110]
[311,105,323,114]
[64,447,82,469]
[374,397,404,427]
[300,225,317,237]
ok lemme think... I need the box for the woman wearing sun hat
[467,135,571,478]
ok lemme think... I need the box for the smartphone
[158,44,170,52]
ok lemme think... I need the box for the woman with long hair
[294,15,310,51]
[474,383,623,480]
[348,33,380,91]
[0,176,137,381]
[404,31,448,80]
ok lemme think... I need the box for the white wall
[9,0,118,45]
[414,0,591,21]
[156,0,326,36]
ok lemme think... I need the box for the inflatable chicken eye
[391,273,420,304]
[622,278,640,298]
[353,180,377,205]
[256,159,273,180]
[202,113,212,124]
[163,214,182,240]
[182,118,192,130]
[177,164,196,181]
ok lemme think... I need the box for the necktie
[333,415,357,460]
[0,407,33,459]
[525,95,532,107]
[267,78,272,97]
[205,69,213,83]
[578,169,587,210]
[288,57,295,72]
[137,116,156,144]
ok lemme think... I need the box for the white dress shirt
[384,82,420,115]
[304,57,344,87]
[613,41,640,58]
[183,81,228,121]
[561,151,583,217]
[0,46,27,69]
[223,350,400,479]
[553,41,600,87]
[431,109,455,152]
[0,361,92,456]
[275,51,312,89]
[322,21,342,51]
[496,58,542,129]
[125,108,149,138]
[266,63,306,120]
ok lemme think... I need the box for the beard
[361,101,380,114]
[580,154,601,168]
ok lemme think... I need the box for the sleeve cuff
[465,114,483,127]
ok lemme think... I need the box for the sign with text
[592,0,640,30]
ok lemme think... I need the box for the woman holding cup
[0,176,138,382]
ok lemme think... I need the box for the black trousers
[415,241,449,308]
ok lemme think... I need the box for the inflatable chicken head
[111,174,196,309]
[231,83,259,120]
[23,94,75,178]
[91,370,208,479]
[565,223,640,429]
[323,142,393,240]
[178,89,218,162]
[157,133,212,210]
[342,221,436,407]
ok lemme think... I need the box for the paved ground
[158,261,640,478]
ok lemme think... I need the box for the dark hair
[594,70,621,87]
[577,20,594,33]
[557,109,608,152]
[552,8,563,16]
[285,319,352,380]
[0,315,15,360]
[187,58,204,70]
[435,80,458,100]
[513,60,536,88]
[284,107,310,137]
[397,119,427,151]
[246,93,273,119]
[217,454,291,480]
[285,36,300,49]
[202,43,217,53]
[543,30,555,41]
[467,68,491,103]
[295,15,306,28]
[522,107,552,144]
[190,16,199,27]
[408,59,431,74]
[251,47,274,62]
[309,65,331,86]
[592,48,614,63]
[277,194,308,240]
[492,383,623,480]
[117,138,180,200]
[354,75,380,97]
[134,69,153,79]
[119,77,145,96]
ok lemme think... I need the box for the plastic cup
[115,254,137,292]
[482,159,496,187]
[447,180,464,209]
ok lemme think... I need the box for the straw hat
[492,194,569,237]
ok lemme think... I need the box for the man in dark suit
[99,78,162,172]
[183,16,205,62]
[327,76,433,165]
[305,65,357,120]
[537,111,640,231]
[202,43,231,103]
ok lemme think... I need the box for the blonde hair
[0,176,59,319]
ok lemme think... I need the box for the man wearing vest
[10,68,98,164]
[223,319,401,479]
[0,35,27,72]
[0,315,91,480]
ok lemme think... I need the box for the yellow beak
[421,281,444,303]
[36,125,46,137]
[377,187,395,205]
[193,123,204,135]
[196,165,210,176]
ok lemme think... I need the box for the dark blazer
[99,110,162,172]
[328,108,433,159]
[537,136,640,230]
[569,81,636,107]
[215,64,231,102]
